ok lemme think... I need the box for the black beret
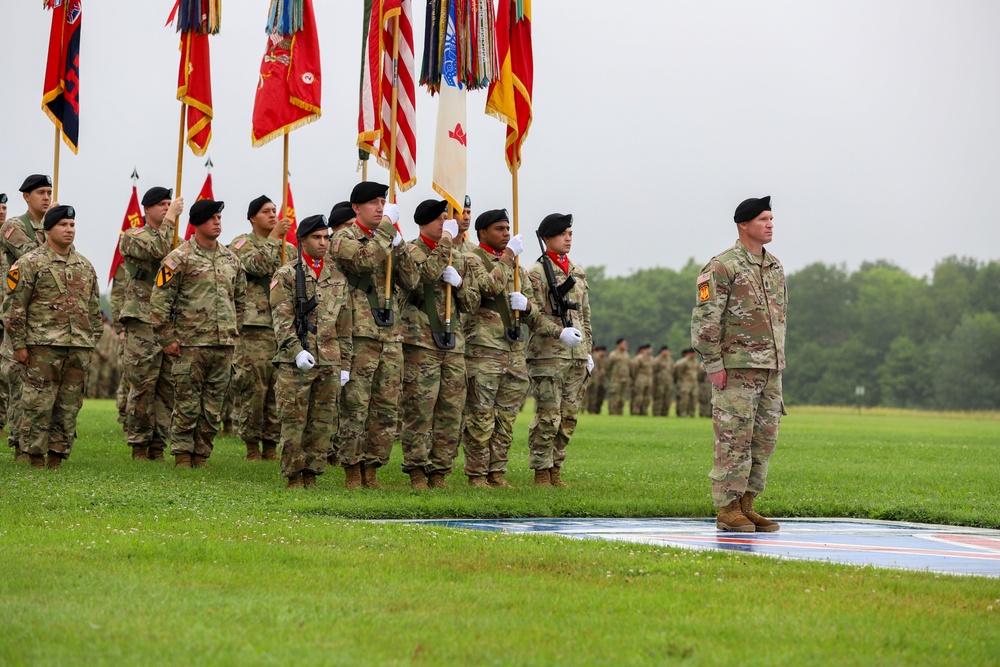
[141,186,172,207]
[350,181,388,205]
[638,344,652,352]
[734,196,771,224]
[594,345,607,352]
[537,213,573,238]
[0,193,6,205]
[659,345,670,353]
[190,199,224,226]
[297,214,329,239]
[414,199,448,226]
[329,201,355,226]
[43,204,75,230]
[615,337,626,345]
[475,208,508,231]
[464,195,471,209]
[247,195,273,220]
[682,347,696,355]
[19,174,52,193]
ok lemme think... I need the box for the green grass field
[1,402,998,665]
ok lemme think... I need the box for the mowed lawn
[0,402,997,666]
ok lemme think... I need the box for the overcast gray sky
[1,1,998,288]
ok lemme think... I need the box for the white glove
[442,219,459,239]
[383,203,400,224]
[559,327,583,348]
[393,231,403,247]
[587,354,595,373]
[441,265,462,288]
[506,233,524,257]
[509,291,528,311]
[295,350,316,370]
[340,370,350,387]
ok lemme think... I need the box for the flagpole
[512,159,521,332]
[174,103,186,248]
[281,133,289,265]
[383,14,402,312]
[52,126,61,202]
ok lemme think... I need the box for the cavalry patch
[156,266,174,287]
[6,264,19,291]
[233,238,247,250]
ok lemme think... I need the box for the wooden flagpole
[281,134,290,264]
[52,126,61,202]
[511,159,521,333]
[384,14,402,311]
[174,103,186,248]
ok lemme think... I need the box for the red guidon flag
[42,0,83,154]
[109,184,143,283]
[251,0,322,147]
[486,0,532,171]
[283,182,298,248]
[183,172,214,240]
[168,0,220,156]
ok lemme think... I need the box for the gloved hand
[509,291,528,311]
[441,265,462,288]
[506,233,524,257]
[295,350,316,370]
[587,354,595,373]
[442,219,459,239]
[559,327,583,347]
[340,370,350,386]
[383,203,400,224]
[393,231,403,247]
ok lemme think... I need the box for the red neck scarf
[479,242,502,258]
[354,220,376,238]
[546,250,570,275]
[419,233,437,250]
[305,254,324,278]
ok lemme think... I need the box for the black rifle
[295,252,318,351]
[536,234,578,328]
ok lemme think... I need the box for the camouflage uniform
[605,348,631,415]
[230,232,296,454]
[150,240,247,459]
[697,359,713,417]
[526,256,591,472]
[119,219,176,457]
[652,353,674,416]
[673,355,699,417]
[629,353,654,416]
[585,352,607,414]
[463,247,560,478]
[330,220,419,471]
[108,263,128,424]
[5,244,102,459]
[270,258,353,480]
[692,240,787,507]
[0,212,45,456]
[86,321,119,398]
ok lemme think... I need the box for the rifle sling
[345,270,389,318]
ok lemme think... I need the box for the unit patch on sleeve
[6,263,19,291]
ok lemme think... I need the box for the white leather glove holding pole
[441,265,462,288]
[506,233,524,257]
[340,371,350,386]
[509,291,528,312]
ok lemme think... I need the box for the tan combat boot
[343,463,362,489]
[487,472,514,489]
[740,492,780,532]
[191,455,210,468]
[427,472,448,489]
[148,446,166,462]
[286,473,304,489]
[408,469,429,490]
[244,442,262,462]
[29,453,45,468]
[467,475,489,488]
[302,471,318,489]
[131,445,149,461]
[261,440,278,461]
[46,452,63,469]
[14,449,30,463]
[549,467,568,488]
[717,498,755,532]
[174,452,192,468]
[534,469,552,487]
[361,463,383,489]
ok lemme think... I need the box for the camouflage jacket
[630,354,654,383]
[399,235,479,353]
[0,212,45,268]
[592,353,609,386]
[606,349,631,383]
[117,219,175,325]
[653,355,674,386]
[526,256,592,361]
[5,244,101,349]
[672,356,700,385]
[691,240,787,373]
[463,246,559,357]
[150,239,248,348]
[230,231,296,328]
[108,264,128,333]
[270,259,352,368]
[331,220,419,342]
[453,236,477,255]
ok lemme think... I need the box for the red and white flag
[109,184,143,283]
[486,0,532,172]
[282,182,299,248]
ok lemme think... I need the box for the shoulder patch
[156,266,174,288]
[408,244,417,253]
[6,264,19,291]
[697,272,711,284]
[233,238,247,250]
[3,224,13,239]
[270,277,280,291]
[163,257,178,271]
[332,238,341,253]
[697,271,713,303]
[129,227,144,236]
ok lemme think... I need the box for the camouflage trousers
[607,380,629,415]
[169,346,234,457]
[631,379,652,415]
[709,368,783,507]
[400,345,466,475]
[676,384,698,417]
[2,356,25,452]
[0,352,9,431]
[338,337,402,468]
[462,349,529,477]
[123,320,174,449]
[652,382,673,416]
[20,346,91,458]
[528,358,588,471]
[116,371,128,425]
[233,326,280,446]
[275,364,340,478]
[698,385,713,418]
[585,380,605,414]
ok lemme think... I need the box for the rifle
[536,234,578,329]
[294,251,318,352]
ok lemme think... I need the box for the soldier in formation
[697,357,712,417]
[651,345,673,416]
[584,345,607,414]
[629,343,654,416]
[86,313,120,399]
[673,348,700,417]
[605,338,631,415]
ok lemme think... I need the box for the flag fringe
[251,113,319,148]
[174,0,222,34]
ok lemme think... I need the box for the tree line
[585,256,1000,410]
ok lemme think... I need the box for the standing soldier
[673,348,699,417]
[697,357,713,417]
[526,213,589,486]
[331,182,419,489]
[230,195,295,462]
[6,205,102,469]
[328,201,356,235]
[118,188,182,460]
[605,338,631,415]
[1,175,52,461]
[454,195,476,254]
[108,260,129,426]
[270,214,353,489]
[629,344,654,416]
[398,201,479,489]
[151,199,247,468]
[652,345,674,416]
[692,195,787,533]
[584,345,608,414]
